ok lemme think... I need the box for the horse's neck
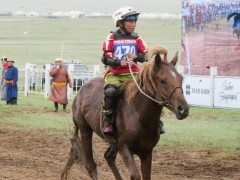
[132,92,163,122]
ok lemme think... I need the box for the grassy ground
[0,18,181,68]
[0,93,239,158]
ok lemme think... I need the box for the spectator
[30,64,37,91]
[181,1,240,33]
[1,57,8,101]
[42,65,45,91]
[48,58,73,112]
[5,59,18,105]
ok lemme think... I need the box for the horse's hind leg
[104,145,123,180]
[80,122,98,180]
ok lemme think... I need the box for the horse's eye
[160,80,167,86]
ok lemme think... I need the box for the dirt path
[0,125,239,180]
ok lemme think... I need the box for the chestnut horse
[61,46,189,180]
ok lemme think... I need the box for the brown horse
[61,46,189,180]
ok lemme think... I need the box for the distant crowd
[182,1,240,33]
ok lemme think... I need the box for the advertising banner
[214,77,240,109]
[183,75,212,107]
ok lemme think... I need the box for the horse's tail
[61,126,84,180]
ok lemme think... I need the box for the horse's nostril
[178,106,185,114]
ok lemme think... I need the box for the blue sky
[0,0,181,14]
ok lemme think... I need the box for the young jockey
[101,6,165,135]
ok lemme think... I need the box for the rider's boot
[102,109,113,135]
[159,120,165,134]
[102,85,118,135]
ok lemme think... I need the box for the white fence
[18,64,240,109]
[18,63,101,99]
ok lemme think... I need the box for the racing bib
[114,39,137,60]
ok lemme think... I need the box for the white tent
[26,11,39,17]
[14,10,26,16]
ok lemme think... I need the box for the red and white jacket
[102,29,147,75]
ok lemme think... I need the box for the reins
[127,60,182,107]
[128,61,164,105]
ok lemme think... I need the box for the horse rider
[101,6,165,135]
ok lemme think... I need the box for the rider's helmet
[112,6,140,27]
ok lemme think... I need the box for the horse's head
[141,46,189,120]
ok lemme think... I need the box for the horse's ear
[170,51,178,66]
[154,53,162,68]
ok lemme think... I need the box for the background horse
[233,29,240,44]
[61,46,189,180]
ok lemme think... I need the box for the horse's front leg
[140,151,153,180]
[120,146,141,180]
[104,145,123,180]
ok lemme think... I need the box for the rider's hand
[120,60,128,67]
[125,53,137,62]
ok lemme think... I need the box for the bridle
[128,61,183,107]
[159,86,183,107]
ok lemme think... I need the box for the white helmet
[112,6,140,27]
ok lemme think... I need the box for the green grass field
[0,18,181,68]
[0,93,239,158]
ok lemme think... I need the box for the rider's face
[123,20,137,34]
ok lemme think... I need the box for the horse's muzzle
[176,104,189,120]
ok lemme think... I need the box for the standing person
[41,65,45,91]
[29,64,37,91]
[5,59,18,105]
[48,58,73,112]
[1,57,8,101]
[101,6,165,135]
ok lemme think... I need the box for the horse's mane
[121,46,169,104]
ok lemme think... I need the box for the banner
[183,75,212,107]
[214,77,240,109]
